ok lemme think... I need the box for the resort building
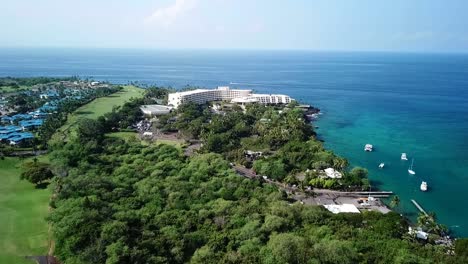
[168,86,292,108]
[168,86,252,108]
[231,94,292,105]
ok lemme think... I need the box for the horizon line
[1,45,468,55]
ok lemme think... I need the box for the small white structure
[140,105,173,116]
[323,204,360,214]
[142,131,153,137]
[408,227,428,240]
[364,144,373,151]
[324,168,343,179]
[245,150,263,157]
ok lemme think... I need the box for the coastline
[2,76,462,262]
[312,108,456,241]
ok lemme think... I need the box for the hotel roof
[19,119,44,127]
[170,89,211,96]
[0,125,23,134]
[8,132,34,142]
[170,87,252,96]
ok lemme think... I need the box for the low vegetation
[50,85,144,143]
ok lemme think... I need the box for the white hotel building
[168,86,292,108]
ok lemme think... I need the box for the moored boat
[401,153,408,160]
[420,181,427,192]
[379,163,385,169]
[364,144,373,152]
[408,158,416,175]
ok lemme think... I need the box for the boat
[408,158,416,175]
[420,181,427,192]
[378,163,385,169]
[401,153,408,160]
[364,144,373,152]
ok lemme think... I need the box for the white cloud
[145,0,197,28]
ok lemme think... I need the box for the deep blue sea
[1,48,468,236]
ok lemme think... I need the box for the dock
[411,199,428,216]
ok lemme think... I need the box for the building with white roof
[408,227,429,240]
[140,105,174,116]
[248,94,292,104]
[323,204,361,214]
[168,86,293,108]
[168,86,251,108]
[323,168,343,179]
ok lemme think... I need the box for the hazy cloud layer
[146,0,197,28]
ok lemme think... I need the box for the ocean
[1,48,467,236]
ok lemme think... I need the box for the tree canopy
[45,113,461,263]
[20,161,54,185]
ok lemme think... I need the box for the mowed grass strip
[106,132,186,149]
[0,85,31,93]
[0,157,51,264]
[53,85,144,140]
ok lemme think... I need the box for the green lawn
[154,139,186,148]
[0,157,51,264]
[53,85,144,141]
[0,85,30,93]
[106,131,139,141]
[68,85,144,120]
[106,132,186,148]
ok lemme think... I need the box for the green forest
[40,94,468,263]
[156,101,366,190]
[0,76,78,88]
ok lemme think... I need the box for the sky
[1,0,468,52]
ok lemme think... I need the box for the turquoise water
[1,49,467,236]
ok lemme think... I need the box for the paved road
[232,165,300,193]
[25,256,59,264]
[231,164,393,211]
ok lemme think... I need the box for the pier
[312,190,393,198]
[411,199,428,216]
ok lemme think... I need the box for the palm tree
[332,157,349,170]
[390,195,400,208]
[417,212,431,228]
[417,211,447,235]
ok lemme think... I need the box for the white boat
[420,181,427,192]
[401,153,408,160]
[408,158,416,175]
[364,144,373,152]
[378,163,385,169]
